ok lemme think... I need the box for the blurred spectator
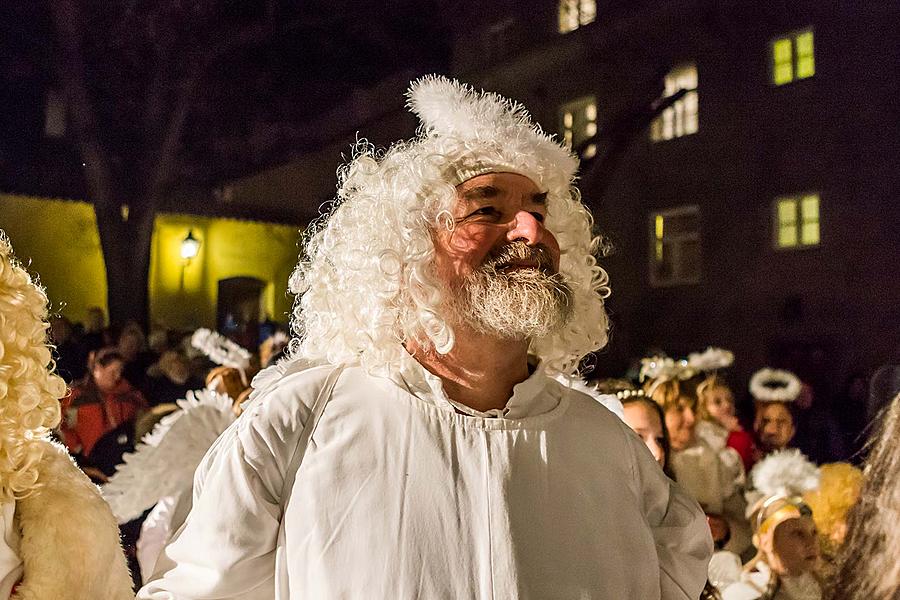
[117,321,155,392]
[646,377,751,557]
[82,306,108,353]
[826,393,900,600]
[749,368,804,462]
[620,391,673,478]
[145,351,202,407]
[59,347,148,477]
[696,374,757,473]
[753,401,797,458]
[49,314,88,383]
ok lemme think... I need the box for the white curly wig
[289,76,610,375]
[0,232,66,502]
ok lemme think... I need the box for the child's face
[705,386,735,424]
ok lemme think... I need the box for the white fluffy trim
[13,440,133,599]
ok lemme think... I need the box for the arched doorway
[217,276,265,351]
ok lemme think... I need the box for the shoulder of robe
[550,376,628,431]
[235,362,343,449]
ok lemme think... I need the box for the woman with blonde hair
[643,355,751,557]
[0,232,133,598]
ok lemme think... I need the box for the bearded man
[139,76,711,599]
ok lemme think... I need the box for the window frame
[648,204,702,287]
[559,95,598,159]
[772,192,821,250]
[650,62,699,142]
[770,28,815,86]
[558,0,597,34]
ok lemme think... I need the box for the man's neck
[407,327,530,414]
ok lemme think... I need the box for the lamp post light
[179,229,201,290]
[180,229,201,261]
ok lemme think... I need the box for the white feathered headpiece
[639,355,696,383]
[190,328,251,372]
[687,346,734,373]
[751,449,820,498]
[407,75,579,192]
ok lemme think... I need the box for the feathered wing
[102,389,236,523]
[190,328,251,371]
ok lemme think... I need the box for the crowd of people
[1,75,898,599]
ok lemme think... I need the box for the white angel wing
[102,388,236,523]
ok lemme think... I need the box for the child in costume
[0,232,133,598]
[691,347,756,472]
[723,449,822,600]
[643,354,751,557]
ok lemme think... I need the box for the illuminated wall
[149,214,300,330]
[0,194,108,323]
[0,194,300,329]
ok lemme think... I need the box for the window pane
[778,199,798,225]
[773,38,793,63]
[679,239,702,281]
[579,0,596,25]
[795,31,815,79]
[559,0,579,33]
[801,195,819,220]
[773,38,794,85]
[796,31,814,57]
[801,222,820,245]
[796,55,815,79]
[779,225,798,247]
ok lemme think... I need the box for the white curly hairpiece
[0,232,66,503]
[289,76,610,374]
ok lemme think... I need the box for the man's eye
[529,211,545,223]
[466,207,500,219]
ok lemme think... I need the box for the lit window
[774,193,820,248]
[651,63,698,142]
[649,206,701,287]
[559,0,596,34]
[771,29,815,85]
[559,96,597,159]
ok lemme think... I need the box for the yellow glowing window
[649,206,701,287]
[775,194,820,248]
[772,29,815,85]
[559,96,597,159]
[651,63,698,142]
[559,0,596,33]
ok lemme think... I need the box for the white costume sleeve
[623,421,714,600]
[137,367,320,599]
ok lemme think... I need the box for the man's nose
[506,210,543,245]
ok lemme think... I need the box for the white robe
[139,357,712,599]
[0,502,22,600]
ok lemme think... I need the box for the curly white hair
[289,76,610,375]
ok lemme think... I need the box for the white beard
[450,242,573,340]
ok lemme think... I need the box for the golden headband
[756,494,812,536]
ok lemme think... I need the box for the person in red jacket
[60,347,147,464]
